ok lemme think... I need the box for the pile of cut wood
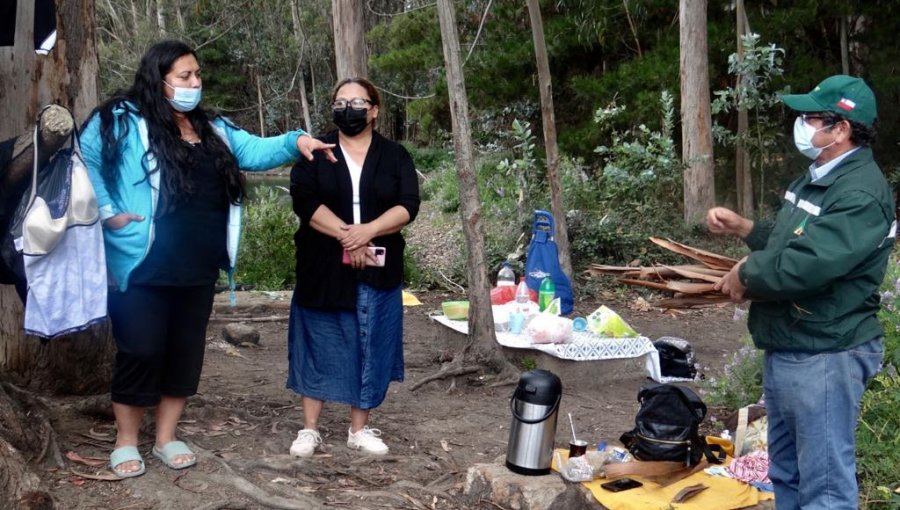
[586,237,738,309]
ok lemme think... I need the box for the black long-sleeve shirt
[290,130,420,309]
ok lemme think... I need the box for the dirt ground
[36,286,750,510]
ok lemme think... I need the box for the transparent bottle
[515,280,530,305]
[497,262,516,286]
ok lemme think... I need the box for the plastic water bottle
[538,277,556,312]
[515,280,530,305]
[497,262,516,286]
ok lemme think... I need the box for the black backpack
[620,383,723,466]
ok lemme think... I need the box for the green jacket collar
[809,147,874,187]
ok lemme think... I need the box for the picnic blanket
[551,450,774,510]
[431,314,671,382]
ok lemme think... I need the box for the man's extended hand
[707,207,754,238]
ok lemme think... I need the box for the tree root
[205,473,324,510]
[410,360,481,391]
[191,501,250,510]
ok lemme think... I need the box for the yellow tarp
[402,290,422,306]
[552,449,774,510]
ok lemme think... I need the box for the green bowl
[442,301,470,320]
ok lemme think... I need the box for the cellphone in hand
[342,246,386,267]
[369,246,386,267]
[600,477,643,492]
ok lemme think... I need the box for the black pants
[108,284,215,407]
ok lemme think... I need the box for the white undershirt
[340,145,363,224]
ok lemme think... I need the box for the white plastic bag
[526,313,573,344]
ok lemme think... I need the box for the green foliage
[593,90,681,205]
[420,160,461,213]
[857,370,900,509]
[235,187,297,290]
[563,90,691,266]
[711,34,790,211]
[700,336,764,410]
[520,357,537,371]
[857,254,900,508]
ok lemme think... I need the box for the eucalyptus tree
[0,2,110,504]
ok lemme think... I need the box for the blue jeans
[764,338,883,510]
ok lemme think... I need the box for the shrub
[699,335,764,410]
[857,256,900,508]
[236,187,297,290]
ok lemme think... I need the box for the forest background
[90,1,899,506]
[96,0,900,280]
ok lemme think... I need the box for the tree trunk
[255,67,266,137]
[526,0,573,282]
[291,0,313,132]
[435,0,509,372]
[679,0,715,225]
[735,0,753,218]
[0,0,113,394]
[155,0,166,34]
[332,0,367,79]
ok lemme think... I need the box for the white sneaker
[346,426,389,455]
[289,429,322,458]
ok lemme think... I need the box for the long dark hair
[89,39,244,207]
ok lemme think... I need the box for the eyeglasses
[332,98,372,111]
[801,113,838,126]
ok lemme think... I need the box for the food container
[441,301,470,320]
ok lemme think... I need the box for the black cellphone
[600,477,643,492]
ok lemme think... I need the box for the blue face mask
[164,81,202,112]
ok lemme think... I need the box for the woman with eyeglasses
[287,77,420,457]
[80,40,335,478]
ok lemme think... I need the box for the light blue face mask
[164,81,202,112]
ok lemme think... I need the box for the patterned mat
[431,314,679,382]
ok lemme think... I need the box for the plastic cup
[509,312,525,334]
[572,316,587,332]
[568,439,588,458]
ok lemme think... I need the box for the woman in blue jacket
[81,40,334,478]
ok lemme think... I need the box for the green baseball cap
[782,75,877,127]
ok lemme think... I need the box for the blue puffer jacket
[81,101,305,292]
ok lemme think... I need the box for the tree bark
[332,0,367,79]
[679,0,716,225]
[526,0,573,282]
[291,0,314,132]
[435,0,513,377]
[156,0,166,34]
[0,0,113,394]
[735,0,753,218]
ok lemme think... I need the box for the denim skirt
[287,282,404,410]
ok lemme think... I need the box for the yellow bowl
[442,301,470,320]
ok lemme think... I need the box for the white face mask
[164,81,202,112]
[793,116,835,160]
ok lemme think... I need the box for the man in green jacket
[707,75,894,509]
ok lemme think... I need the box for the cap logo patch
[837,97,856,111]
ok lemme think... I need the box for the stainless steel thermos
[505,369,562,475]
